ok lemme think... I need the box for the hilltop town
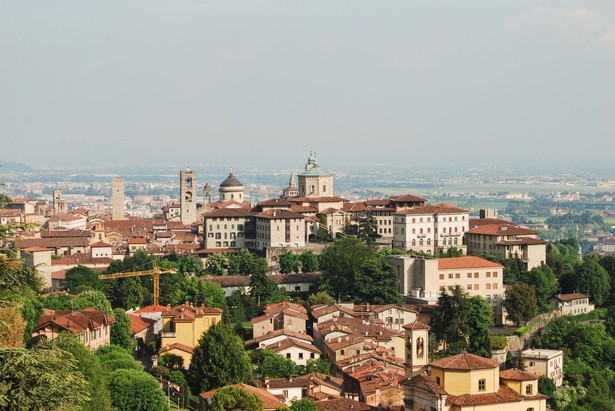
[2,153,615,411]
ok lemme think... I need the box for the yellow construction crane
[99,263,177,306]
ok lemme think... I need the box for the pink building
[32,308,115,350]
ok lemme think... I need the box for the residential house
[549,293,595,316]
[200,383,286,411]
[521,349,564,387]
[251,302,308,339]
[263,373,343,403]
[32,308,115,350]
[160,303,223,366]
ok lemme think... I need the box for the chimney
[66,320,70,328]
[264,377,270,388]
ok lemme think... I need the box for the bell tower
[180,167,197,225]
[403,322,430,375]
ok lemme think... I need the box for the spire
[229,164,233,175]
[288,171,296,187]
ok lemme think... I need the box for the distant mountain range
[0,160,33,173]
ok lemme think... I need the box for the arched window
[416,337,424,358]
[412,239,416,246]
[427,238,431,246]
[419,239,423,246]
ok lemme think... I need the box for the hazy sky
[1,1,614,168]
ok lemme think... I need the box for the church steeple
[281,171,299,199]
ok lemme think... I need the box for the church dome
[219,172,243,188]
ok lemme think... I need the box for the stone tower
[111,177,127,220]
[180,167,197,225]
[297,152,333,198]
[52,189,66,215]
[403,322,430,376]
[203,182,212,204]
[281,171,299,199]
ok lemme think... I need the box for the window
[467,273,472,278]
[436,377,441,385]
[299,352,304,360]
[486,272,491,277]
[286,353,291,359]
[474,272,479,278]
[448,273,454,279]
[526,384,533,395]
[283,390,289,399]
[467,285,472,290]
[439,274,444,280]
[478,379,486,391]
[340,350,345,355]
[455,273,460,279]
[310,353,315,359]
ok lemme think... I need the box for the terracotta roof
[400,372,447,396]
[437,256,503,270]
[254,209,305,220]
[500,369,539,381]
[41,229,92,238]
[263,338,322,355]
[245,329,314,347]
[127,238,147,244]
[89,241,113,247]
[47,214,84,222]
[496,237,547,246]
[393,203,468,216]
[15,237,91,249]
[51,269,68,280]
[390,194,427,203]
[318,207,341,215]
[324,336,365,351]
[162,303,223,320]
[402,321,430,330]
[553,293,590,302]
[469,218,515,227]
[446,384,547,406]
[316,397,371,411]
[257,198,293,207]
[288,205,319,213]
[430,353,500,370]
[51,256,114,266]
[33,308,115,335]
[133,304,168,314]
[202,208,254,218]
[22,246,52,253]
[289,196,346,203]
[130,314,156,334]
[341,202,368,212]
[467,224,538,236]
[159,342,194,355]
[264,372,342,390]
[200,383,286,409]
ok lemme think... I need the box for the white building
[387,255,505,324]
[521,349,564,387]
[392,203,469,255]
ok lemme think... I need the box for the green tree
[303,358,330,375]
[443,247,464,257]
[75,290,113,314]
[159,353,184,369]
[254,350,299,378]
[598,255,615,303]
[211,385,263,411]
[228,249,257,275]
[502,283,537,326]
[96,344,141,372]
[53,332,113,411]
[65,265,104,293]
[205,253,229,275]
[0,305,26,347]
[279,252,301,274]
[188,322,252,393]
[575,258,611,306]
[250,260,288,307]
[354,256,401,304]
[307,291,335,307]
[355,211,381,244]
[290,398,317,411]
[466,296,493,357]
[108,368,168,411]
[319,236,372,299]
[119,277,144,309]
[431,286,470,354]
[299,251,319,273]
[0,346,89,410]
[538,375,556,409]
[521,265,559,308]
[176,255,204,275]
[110,308,134,350]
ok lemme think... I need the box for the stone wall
[506,310,562,353]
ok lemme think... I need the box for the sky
[1,1,614,169]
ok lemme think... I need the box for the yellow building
[159,303,223,367]
[401,353,548,411]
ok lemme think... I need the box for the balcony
[161,332,176,339]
